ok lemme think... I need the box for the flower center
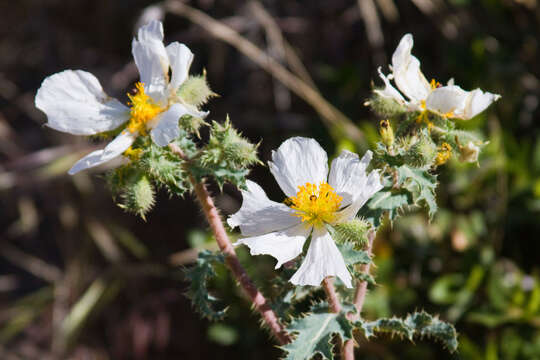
[126,82,164,135]
[287,182,343,227]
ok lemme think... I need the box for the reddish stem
[343,230,376,360]
[169,144,291,345]
[322,277,341,313]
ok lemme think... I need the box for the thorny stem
[343,230,376,360]
[322,277,341,313]
[168,143,291,345]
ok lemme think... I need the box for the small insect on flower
[375,34,500,121]
[35,21,208,175]
[227,137,383,288]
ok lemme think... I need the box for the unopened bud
[379,119,394,148]
[177,73,217,107]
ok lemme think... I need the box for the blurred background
[1,0,540,359]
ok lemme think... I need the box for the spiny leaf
[184,250,227,321]
[358,310,458,353]
[396,165,438,219]
[280,303,354,360]
[337,242,371,267]
[359,188,411,227]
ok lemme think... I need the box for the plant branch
[322,277,341,313]
[168,143,291,345]
[343,229,376,359]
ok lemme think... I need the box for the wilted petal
[335,169,383,222]
[328,150,373,206]
[132,20,169,102]
[150,103,204,147]
[235,223,311,269]
[392,34,431,103]
[268,137,328,198]
[374,67,406,104]
[425,85,468,115]
[290,227,352,288]
[460,89,500,120]
[35,70,129,135]
[227,180,301,237]
[167,42,194,91]
[68,131,136,175]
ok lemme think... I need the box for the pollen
[126,82,164,135]
[436,142,452,165]
[430,78,441,90]
[123,146,143,160]
[287,182,343,227]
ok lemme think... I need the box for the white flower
[227,137,383,288]
[35,20,207,175]
[376,34,500,120]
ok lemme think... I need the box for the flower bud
[366,93,406,117]
[379,119,395,148]
[332,218,370,250]
[177,73,216,107]
[403,134,437,168]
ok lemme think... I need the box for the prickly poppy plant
[35,21,500,359]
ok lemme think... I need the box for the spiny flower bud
[331,218,370,250]
[177,73,217,107]
[201,117,260,168]
[379,119,395,148]
[403,134,438,168]
[366,93,406,117]
[119,173,155,220]
[435,142,452,166]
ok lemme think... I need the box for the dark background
[1,0,540,359]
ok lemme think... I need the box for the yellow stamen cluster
[123,146,143,160]
[436,142,452,165]
[430,78,441,90]
[416,100,433,129]
[127,82,164,135]
[288,182,343,227]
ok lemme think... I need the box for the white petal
[227,180,301,237]
[268,137,329,198]
[150,103,198,147]
[167,42,194,91]
[35,70,129,135]
[392,34,431,102]
[290,227,352,288]
[374,67,406,104]
[132,20,169,102]
[461,89,500,120]
[236,223,311,269]
[335,169,383,222]
[68,131,136,175]
[425,85,468,115]
[328,150,372,206]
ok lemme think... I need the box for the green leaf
[396,165,438,219]
[337,242,371,266]
[359,189,411,227]
[359,311,458,353]
[281,303,354,360]
[184,250,227,321]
